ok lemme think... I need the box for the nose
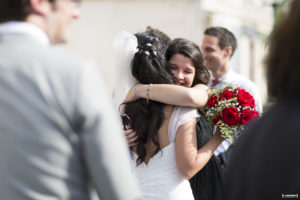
[202,52,210,62]
[202,50,208,58]
[174,70,184,80]
[71,6,81,19]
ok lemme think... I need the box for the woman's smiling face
[169,53,195,88]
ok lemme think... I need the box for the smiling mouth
[175,81,185,86]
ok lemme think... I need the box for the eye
[169,64,178,71]
[206,48,214,53]
[184,70,193,74]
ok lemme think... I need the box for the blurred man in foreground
[0,0,140,199]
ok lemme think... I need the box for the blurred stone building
[60,0,275,105]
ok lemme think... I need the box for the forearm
[176,126,224,179]
[135,84,209,107]
[193,132,224,170]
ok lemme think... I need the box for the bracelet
[134,84,141,99]
[146,83,152,104]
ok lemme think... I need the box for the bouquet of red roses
[203,86,259,142]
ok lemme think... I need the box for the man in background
[0,0,140,199]
[201,26,263,168]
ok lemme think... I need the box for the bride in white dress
[113,31,224,200]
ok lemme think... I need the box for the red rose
[237,88,255,108]
[213,115,222,125]
[222,106,240,126]
[249,98,255,108]
[252,111,259,120]
[240,109,254,124]
[220,90,235,100]
[240,109,260,124]
[207,93,218,108]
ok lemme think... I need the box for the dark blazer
[225,95,300,200]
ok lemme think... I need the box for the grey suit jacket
[0,34,140,200]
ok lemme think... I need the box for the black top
[189,112,225,200]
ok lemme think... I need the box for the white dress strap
[168,106,200,143]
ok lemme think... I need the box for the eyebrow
[204,46,214,50]
[184,67,195,71]
[169,62,195,71]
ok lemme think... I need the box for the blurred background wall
[58,0,279,107]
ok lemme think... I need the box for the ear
[224,46,233,58]
[29,0,52,16]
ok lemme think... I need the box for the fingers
[124,128,139,147]
[125,125,131,130]
[127,137,138,147]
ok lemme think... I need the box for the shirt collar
[212,69,234,82]
[0,21,50,46]
[219,69,233,82]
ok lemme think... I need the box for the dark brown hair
[0,0,55,23]
[204,26,237,58]
[145,26,171,46]
[166,38,210,86]
[266,0,300,98]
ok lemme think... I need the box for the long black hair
[166,38,210,86]
[124,32,174,166]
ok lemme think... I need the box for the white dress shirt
[0,21,49,46]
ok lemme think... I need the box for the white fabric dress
[132,106,199,200]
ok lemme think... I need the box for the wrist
[134,84,142,99]
[146,83,152,104]
[215,131,225,143]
